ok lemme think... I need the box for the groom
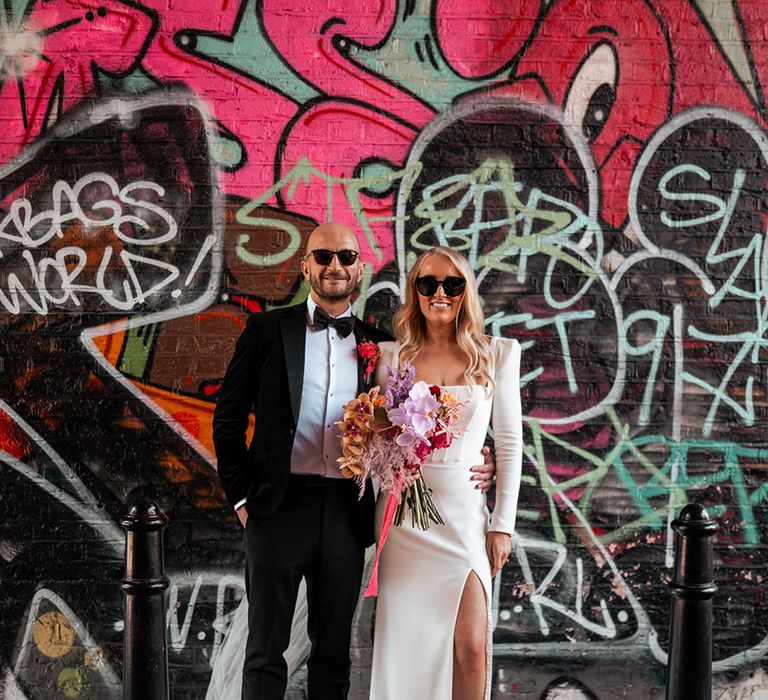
[213,222,492,699]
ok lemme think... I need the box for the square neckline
[388,341,492,391]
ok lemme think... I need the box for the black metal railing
[665,503,719,700]
[121,499,170,700]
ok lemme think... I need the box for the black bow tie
[313,307,355,338]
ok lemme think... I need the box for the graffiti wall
[1,0,766,697]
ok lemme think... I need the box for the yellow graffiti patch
[33,611,75,658]
[57,667,85,698]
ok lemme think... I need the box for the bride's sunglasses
[307,249,360,266]
[415,276,466,297]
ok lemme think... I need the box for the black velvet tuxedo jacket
[212,301,391,547]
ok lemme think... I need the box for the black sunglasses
[307,249,360,266]
[415,276,466,297]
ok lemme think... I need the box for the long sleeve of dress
[489,337,523,535]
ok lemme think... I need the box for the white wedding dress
[370,337,523,700]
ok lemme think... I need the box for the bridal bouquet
[338,362,463,527]
[337,362,464,595]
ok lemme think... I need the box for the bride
[370,246,523,700]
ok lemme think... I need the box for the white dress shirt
[291,295,359,477]
[234,296,359,510]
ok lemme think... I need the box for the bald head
[301,222,364,314]
[305,222,360,255]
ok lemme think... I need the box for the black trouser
[242,476,366,700]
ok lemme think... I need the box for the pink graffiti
[5,0,767,276]
[261,0,433,129]
[0,0,155,165]
[508,0,671,229]
[137,0,430,258]
[651,0,760,118]
[434,0,542,79]
[259,0,440,267]
[734,0,768,113]
[277,99,416,267]
[137,0,297,201]
[468,0,763,229]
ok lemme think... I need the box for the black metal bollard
[121,499,170,700]
[665,503,719,700]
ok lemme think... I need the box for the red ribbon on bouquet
[364,482,401,597]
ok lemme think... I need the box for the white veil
[205,579,310,699]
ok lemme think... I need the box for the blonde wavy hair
[394,247,493,387]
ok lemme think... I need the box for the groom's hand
[471,446,495,493]
[236,505,248,528]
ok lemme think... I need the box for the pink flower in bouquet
[413,440,432,462]
[383,363,415,409]
[387,381,440,447]
[429,430,453,451]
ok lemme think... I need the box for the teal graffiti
[611,435,768,545]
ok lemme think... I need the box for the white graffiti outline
[493,464,654,658]
[0,91,224,474]
[68,95,225,466]
[13,588,121,687]
[0,399,124,550]
[395,95,601,297]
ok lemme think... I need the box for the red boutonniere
[357,340,380,386]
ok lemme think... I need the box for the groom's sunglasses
[415,276,466,297]
[307,249,360,266]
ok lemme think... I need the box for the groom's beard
[309,270,358,302]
